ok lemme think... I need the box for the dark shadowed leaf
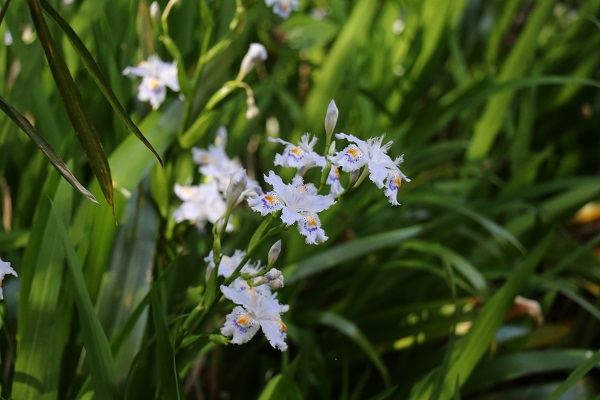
[28,0,114,211]
[40,0,163,166]
[0,95,97,203]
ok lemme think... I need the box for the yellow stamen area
[290,147,302,155]
[394,176,402,187]
[332,166,340,177]
[306,215,317,227]
[279,320,288,331]
[148,78,160,89]
[347,148,361,158]
[265,195,279,204]
[237,315,250,326]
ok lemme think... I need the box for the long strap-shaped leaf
[40,0,163,166]
[410,233,554,400]
[0,95,98,204]
[51,199,119,400]
[28,0,114,211]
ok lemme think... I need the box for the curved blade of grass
[0,96,97,204]
[257,373,303,400]
[406,192,525,254]
[410,233,553,400]
[28,0,113,211]
[464,349,600,394]
[284,225,425,284]
[40,0,163,166]
[538,278,600,321]
[51,199,118,400]
[13,177,71,399]
[309,311,391,387]
[302,0,377,134]
[546,348,600,400]
[151,289,184,399]
[467,0,556,160]
[402,240,489,299]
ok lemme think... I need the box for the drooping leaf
[0,96,97,204]
[28,0,114,211]
[40,0,163,166]
[51,199,119,399]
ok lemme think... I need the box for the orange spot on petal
[347,148,362,158]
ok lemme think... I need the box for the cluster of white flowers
[176,101,409,352]
[265,101,409,206]
[174,127,260,232]
[220,277,289,351]
[331,133,410,206]
[0,258,17,300]
[207,244,288,351]
[123,55,180,110]
[248,172,335,244]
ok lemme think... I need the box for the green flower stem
[179,214,284,340]
[318,135,334,193]
[333,166,369,202]
[181,215,282,336]
[178,26,214,135]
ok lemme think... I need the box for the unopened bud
[328,141,336,155]
[348,169,361,187]
[268,240,282,267]
[238,43,267,80]
[150,2,161,21]
[226,169,248,210]
[265,268,284,289]
[215,126,228,147]
[324,99,339,136]
[245,96,259,119]
[209,334,231,345]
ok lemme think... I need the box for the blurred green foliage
[1,0,600,399]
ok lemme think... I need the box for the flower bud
[245,96,259,119]
[324,99,339,136]
[226,169,248,211]
[268,240,282,267]
[265,268,284,289]
[150,1,161,20]
[348,169,361,188]
[328,141,336,155]
[238,43,267,80]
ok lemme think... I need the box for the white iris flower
[123,55,180,110]
[248,171,335,244]
[221,279,289,351]
[204,250,260,280]
[173,182,233,232]
[192,127,260,197]
[326,165,344,196]
[331,133,410,205]
[265,0,299,18]
[0,258,17,300]
[269,133,326,170]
